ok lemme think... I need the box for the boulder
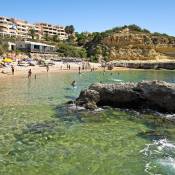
[75,81,175,112]
[136,81,175,112]
[76,89,100,110]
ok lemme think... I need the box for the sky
[0,0,175,35]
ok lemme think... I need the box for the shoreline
[1,65,175,80]
[0,62,102,80]
[1,60,175,80]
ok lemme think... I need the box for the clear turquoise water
[0,70,175,175]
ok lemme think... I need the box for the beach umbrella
[3,58,13,63]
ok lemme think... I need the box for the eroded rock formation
[76,81,175,113]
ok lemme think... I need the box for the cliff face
[87,30,175,61]
[103,33,175,47]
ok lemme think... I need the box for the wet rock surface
[75,81,175,112]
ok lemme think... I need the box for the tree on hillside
[57,43,87,58]
[44,33,49,41]
[0,41,8,55]
[127,24,142,32]
[53,34,60,42]
[67,35,76,45]
[142,29,151,33]
[65,25,75,35]
[76,32,87,46]
[29,29,36,40]
[75,32,95,47]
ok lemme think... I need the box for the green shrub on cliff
[57,43,87,58]
[0,41,8,55]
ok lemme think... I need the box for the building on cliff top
[0,16,68,40]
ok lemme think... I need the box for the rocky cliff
[86,26,175,61]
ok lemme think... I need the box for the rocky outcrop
[76,81,175,112]
[111,60,175,70]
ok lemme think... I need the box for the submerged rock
[75,81,175,113]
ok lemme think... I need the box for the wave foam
[141,139,175,174]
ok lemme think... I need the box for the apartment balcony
[0,23,8,29]
[0,29,8,34]
[17,25,28,30]
[0,20,13,26]
[43,28,49,31]
[57,29,65,32]
[17,28,28,32]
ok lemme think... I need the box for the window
[25,44,31,49]
[34,45,40,50]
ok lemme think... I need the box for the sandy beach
[0,62,102,79]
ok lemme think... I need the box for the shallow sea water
[0,70,175,175]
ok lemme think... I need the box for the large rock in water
[75,81,175,112]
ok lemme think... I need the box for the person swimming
[71,80,76,87]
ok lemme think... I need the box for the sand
[0,62,102,79]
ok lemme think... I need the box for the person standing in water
[11,65,14,75]
[28,69,32,78]
[78,66,81,74]
[46,65,49,72]
[103,67,106,75]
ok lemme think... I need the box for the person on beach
[46,65,49,72]
[28,69,32,78]
[69,65,71,70]
[11,65,14,75]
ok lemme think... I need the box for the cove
[0,70,175,175]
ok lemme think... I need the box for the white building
[15,41,56,53]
